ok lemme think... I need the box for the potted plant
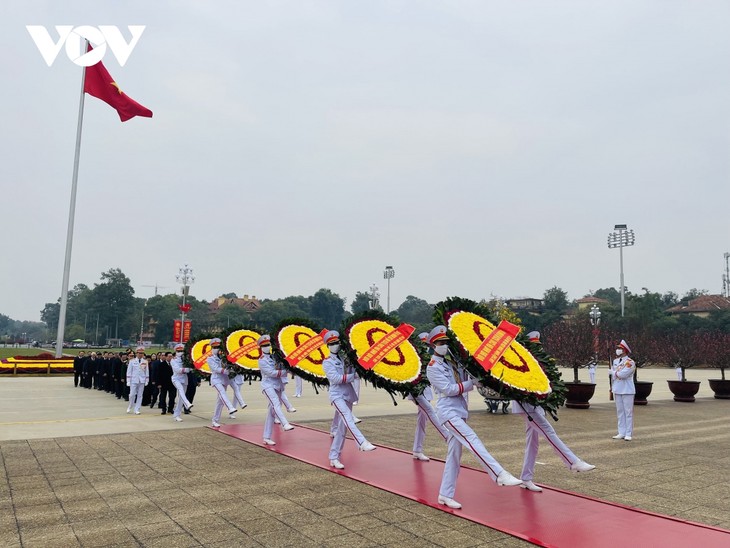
[660,330,702,402]
[543,318,595,409]
[705,331,730,399]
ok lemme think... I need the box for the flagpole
[55,43,88,359]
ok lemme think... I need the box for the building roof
[575,296,610,304]
[209,295,261,312]
[665,294,730,315]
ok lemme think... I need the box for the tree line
[2,269,728,350]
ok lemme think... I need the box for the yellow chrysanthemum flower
[348,319,421,384]
[448,311,551,395]
[225,329,261,371]
[277,324,328,379]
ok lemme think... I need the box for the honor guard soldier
[126,347,149,414]
[512,331,595,492]
[408,332,449,461]
[207,338,237,428]
[426,325,522,509]
[611,339,636,441]
[170,344,194,422]
[322,330,375,470]
[230,368,248,412]
[257,334,294,445]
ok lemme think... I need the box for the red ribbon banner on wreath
[227,340,259,363]
[284,329,329,367]
[472,320,521,372]
[358,323,415,370]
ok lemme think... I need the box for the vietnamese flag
[83,47,152,122]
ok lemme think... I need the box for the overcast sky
[2,1,729,322]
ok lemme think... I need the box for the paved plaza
[1,367,729,547]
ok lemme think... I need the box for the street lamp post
[139,299,147,346]
[176,264,195,344]
[383,265,395,314]
[589,304,601,354]
[607,224,635,317]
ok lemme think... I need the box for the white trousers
[294,375,303,396]
[262,386,290,439]
[129,382,145,412]
[588,368,596,384]
[212,381,235,423]
[412,395,449,453]
[519,408,577,481]
[172,379,190,417]
[440,417,504,499]
[231,382,246,409]
[615,394,634,437]
[329,398,367,460]
[280,389,294,412]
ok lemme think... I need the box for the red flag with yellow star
[83,52,152,122]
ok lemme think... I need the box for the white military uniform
[588,361,597,384]
[207,349,236,425]
[259,352,291,439]
[512,402,579,481]
[611,342,636,439]
[407,387,450,456]
[230,372,247,410]
[170,353,192,418]
[126,357,149,413]
[323,351,369,461]
[294,373,303,397]
[427,352,508,499]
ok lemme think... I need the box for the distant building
[209,294,262,313]
[665,294,730,318]
[575,296,610,311]
[505,297,544,311]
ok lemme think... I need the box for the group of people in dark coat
[73,350,127,398]
[72,349,201,414]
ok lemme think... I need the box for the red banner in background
[173,320,192,343]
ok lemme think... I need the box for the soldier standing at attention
[126,347,149,415]
[611,339,636,441]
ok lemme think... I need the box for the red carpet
[215,423,730,547]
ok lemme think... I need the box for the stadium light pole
[607,224,635,317]
[383,266,395,314]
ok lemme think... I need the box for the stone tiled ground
[2,395,730,547]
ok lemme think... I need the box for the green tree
[543,286,569,312]
[65,324,85,341]
[255,300,310,330]
[144,294,182,343]
[351,291,374,314]
[217,303,253,329]
[310,288,346,328]
[396,296,433,326]
[593,288,621,307]
[90,269,136,341]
